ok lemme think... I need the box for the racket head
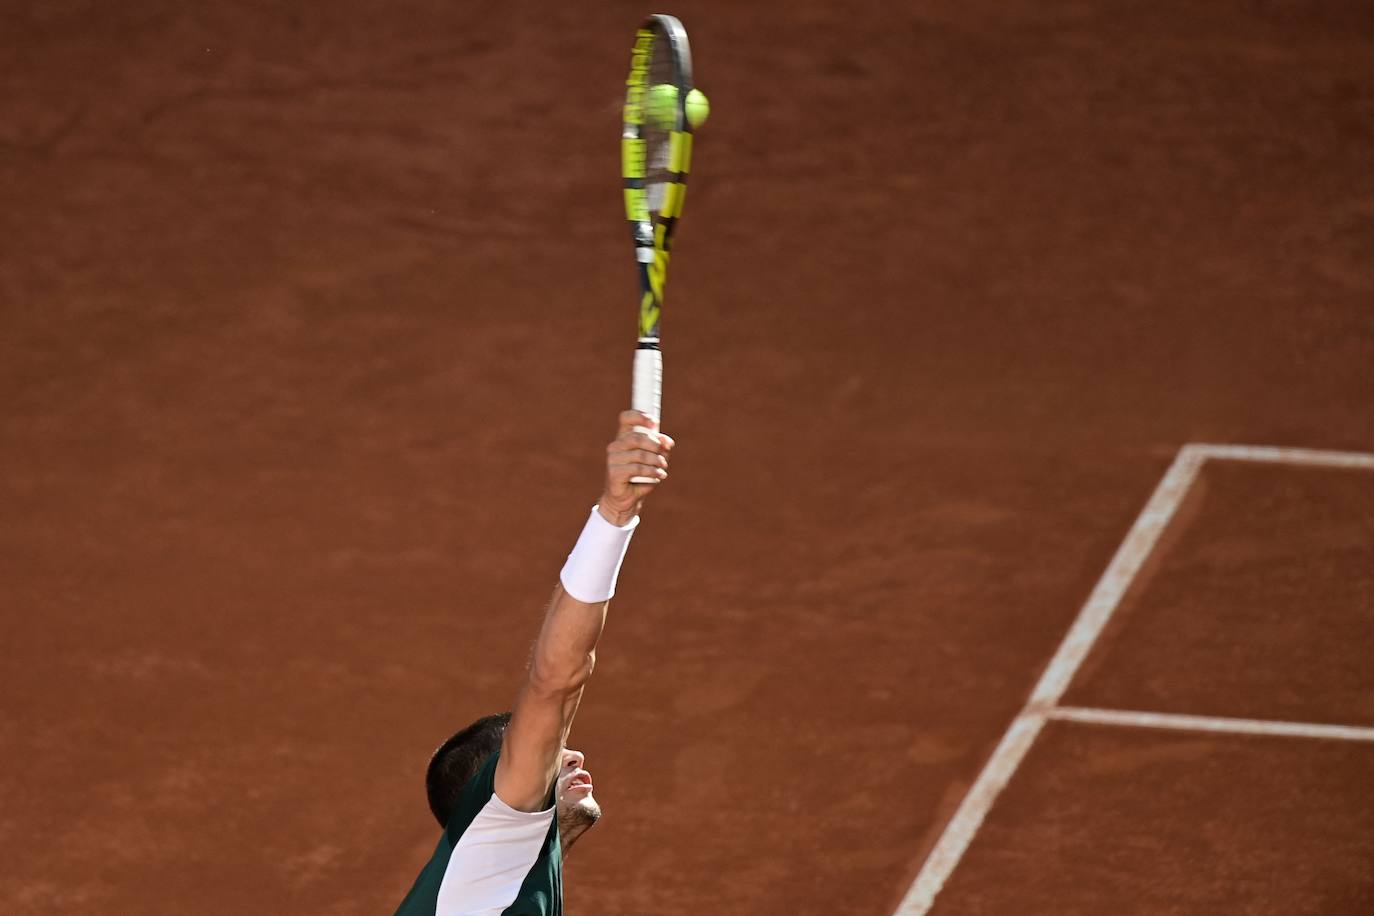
[622,14,695,341]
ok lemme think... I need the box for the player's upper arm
[493,685,570,812]
[493,589,600,813]
[494,666,590,812]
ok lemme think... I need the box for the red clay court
[3,2,1372,914]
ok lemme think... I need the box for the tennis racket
[621,14,696,481]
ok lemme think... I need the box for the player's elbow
[527,650,596,697]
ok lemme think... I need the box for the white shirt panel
[435,793,555,916]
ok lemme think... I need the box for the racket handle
[630,343,662,483]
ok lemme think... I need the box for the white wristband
[559,506,639,604]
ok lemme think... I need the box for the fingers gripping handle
[631,345,662,483]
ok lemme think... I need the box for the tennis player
[395,409,673,916]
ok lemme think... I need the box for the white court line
[1190,443,1374,469]
[892,447,1205,915]
[891,443,1374,916]
[1025,446,1205,709]
[1049,706,1374,743]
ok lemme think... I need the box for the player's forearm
[526,585,609,695]
[528,501,639,692]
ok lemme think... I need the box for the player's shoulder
[444,750,502,839]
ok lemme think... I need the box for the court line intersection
[893,443,1374,916]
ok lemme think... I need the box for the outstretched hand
[598,410,674,525]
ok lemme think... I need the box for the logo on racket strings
[624,30,654,126]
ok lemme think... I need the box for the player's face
[555,748,601,828]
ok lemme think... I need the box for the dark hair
[425,712,511,827]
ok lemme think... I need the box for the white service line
[892,447,1207,916]
[1190,443,1374,469]
[1049,706,1374,743]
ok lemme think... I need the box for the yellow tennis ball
[646,83,678,129]
[685,88,710,129]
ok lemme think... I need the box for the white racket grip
[630,344,662,483]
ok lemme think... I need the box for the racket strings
[644,35,676,218]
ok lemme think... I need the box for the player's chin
[573,794,603,824]
[559,793,603,830]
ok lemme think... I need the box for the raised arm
[493,410,674,812]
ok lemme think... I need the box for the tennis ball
[645,85,710,130]
[685,88,710,129]
[646,83,678,129]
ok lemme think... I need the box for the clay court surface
[3,2,1373,914]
